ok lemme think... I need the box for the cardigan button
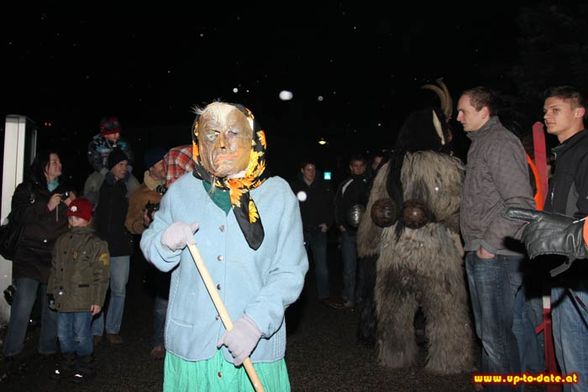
[217,371,222,378]
[217,255,223,261]
[216,284,221,290]
[219,225,225,232]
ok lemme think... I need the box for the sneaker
[106,333,123,344]
[72,369,96,383]
[150,345,165,360]
[71,355,96,383]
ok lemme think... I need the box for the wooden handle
[187,243,265,392]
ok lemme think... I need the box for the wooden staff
[187,243,265,392]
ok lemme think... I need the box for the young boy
[48,197,110,382]
[83,116,139,207]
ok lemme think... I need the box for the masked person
[358,80,474,373]
[140,102,308,391]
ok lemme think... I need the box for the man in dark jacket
[92,148,132,345]
[334,155,369,308]
[290,160,334,302]
[542,85,588,392]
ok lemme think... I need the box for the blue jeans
[57,311,93,357]
[518,272,545,374]
[153,295,168,347]
[551,281,588,392]
[2,277,58,357]
[304,230,330,299]
[92,256,130,336]
[340,230,357,303]
[465,252,524,391]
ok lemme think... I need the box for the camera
[4,284,16,306]
[59,191,70,199]
[145,201,160,216]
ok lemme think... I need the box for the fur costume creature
[358,79,474,374]
[374,153,473,373]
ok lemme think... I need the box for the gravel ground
[0,251,544,391]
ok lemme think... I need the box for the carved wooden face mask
[190,101,269,250]
[196,102,253,178]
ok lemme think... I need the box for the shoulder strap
[27,181,36,204]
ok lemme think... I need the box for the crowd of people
[0,84,587,391]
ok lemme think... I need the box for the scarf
[191,105,268,250]
[47,178,59,192]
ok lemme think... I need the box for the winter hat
[67,197,93,222]
[107,148,129,169]
[100,116,122,136]
[144,147,167,169]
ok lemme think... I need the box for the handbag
[0,182,34,261]
[0,213,23,260]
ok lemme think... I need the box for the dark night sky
[1,2,534,185]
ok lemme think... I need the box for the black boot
[1,355,26,381]
[71,355,95,383]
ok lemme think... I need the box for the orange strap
[583,219,588,246]
[532,122,549,207]
[526,154,544,211]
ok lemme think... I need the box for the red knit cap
[67,198,93,222]
[99,116,121,136]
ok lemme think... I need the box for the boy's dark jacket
[48,226,110,312]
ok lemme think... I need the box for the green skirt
[164,350,290,392]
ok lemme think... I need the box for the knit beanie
[144,147,167,169]
[107,148,129,169]
[100,116,122,136]
[67,198,93,222]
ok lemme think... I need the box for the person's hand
[143,209,152,228]
[47,194,61,211]
[476,247,495,259]
[63,192,76,207]
[47,293,56,311]
[507,208,587,260]
[161,221,199,251]
[319,223,328,233]
[217,315,262,366]
[90,304,101,316]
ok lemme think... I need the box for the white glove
[217,315,262,366]
[161,221,199,251]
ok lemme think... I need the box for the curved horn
[436,78,453,120]
[421,83,448,117]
